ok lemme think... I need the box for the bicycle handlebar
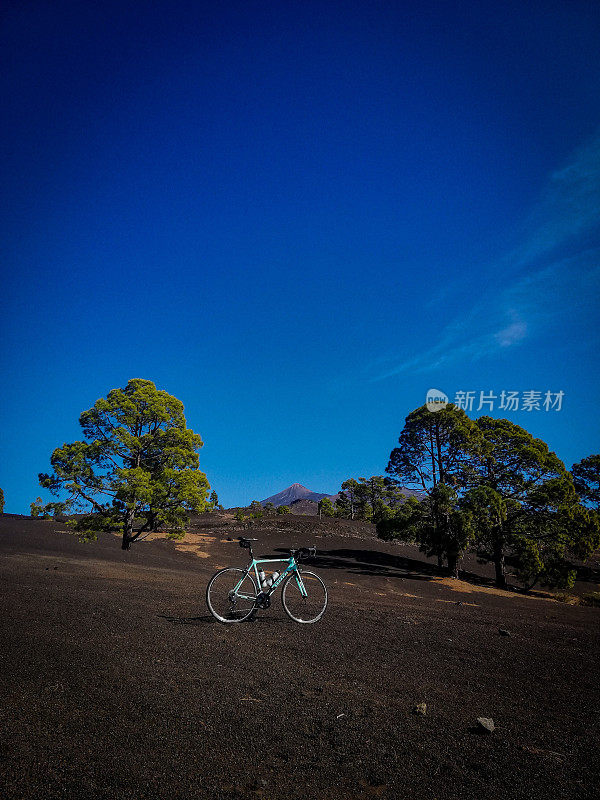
[291,546,317,561]
[233,537,316,559]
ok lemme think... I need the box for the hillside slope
[1,513,599,800]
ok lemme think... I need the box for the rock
[499,628,511,636]
[476,717,495,733]
[413,703,427,716]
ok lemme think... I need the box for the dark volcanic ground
[1,513,599,800]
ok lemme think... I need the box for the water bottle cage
[262,571,280,590]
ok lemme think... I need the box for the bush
[581,591,600,607]
[554,591,580,604]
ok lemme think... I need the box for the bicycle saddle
[237,537,257,548]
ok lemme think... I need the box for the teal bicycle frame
[235,554,308,599]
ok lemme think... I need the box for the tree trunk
[493,536,506,588]
[437,554,444,569]
[122,508,135,550]
[435,424,445,484]
[447,552,459,579]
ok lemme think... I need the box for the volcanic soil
[1,512,599,800]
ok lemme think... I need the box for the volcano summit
[260,483,334,507]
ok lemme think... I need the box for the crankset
[255,592,271,609]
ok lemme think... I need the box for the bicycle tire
[206,567,258,623]
[281,570,327,624]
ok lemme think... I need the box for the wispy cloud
[512,132,600,268]
[494,318,528,348]
[372,131,600,379]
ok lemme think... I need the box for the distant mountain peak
[261,483,333,507]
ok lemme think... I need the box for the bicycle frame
[234,555,307,598]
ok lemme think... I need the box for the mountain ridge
[260,481,424,509]
[260,483,334,507]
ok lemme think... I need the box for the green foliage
[334,492,350,518]
[383,405,482,575]
[553,591,577,604]
[355,476,387,520]
[387,404,482,493]
[208,490,223,511]
[379,485,475,576]
[0,487,4,513]
[30,496,67,519]
[377,496,425,543]
[371,499,392,523]
[234,508,254,529]
[581,591,600,607]
[334,476,404,522]
[318,497,335,518]
[380,406,598,587]
[65,517,99,543]
[234,502,264,528]
[511,486,599,590]
[30,498,43,517]
[427,484,475,573]
[248,500,263,520]
[276,505,290,515]
[264,502,276,514]
[37,379,210,549]
[572,454,600,509]
[340,479,359,519]
[466,416,598,589]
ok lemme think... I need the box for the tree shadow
[575,563,600,584]
[274,546,504,591]
[158,614,215,625]
[158,612,292,626]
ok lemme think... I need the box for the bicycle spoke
[282,571,327,624]
[206,568,258,623]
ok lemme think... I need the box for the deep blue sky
[1,1,599,512]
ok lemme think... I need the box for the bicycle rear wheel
[206,568,257,623]
[282,570,327,624]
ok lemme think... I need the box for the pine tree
[38,379,210,549]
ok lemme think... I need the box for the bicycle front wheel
[206,568,257,623]
[282,570,327,624]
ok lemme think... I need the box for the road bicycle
[206,537,328,624]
